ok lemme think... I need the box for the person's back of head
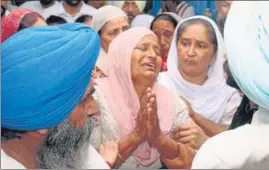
[75,14,92,26]
[75,14,92,23]
[40,0,56,8]
[1,9,47,43]
[64,0,82,7]
[46,15,67,25]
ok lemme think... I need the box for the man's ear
[37,129,48,135]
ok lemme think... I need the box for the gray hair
[37,118,94,169]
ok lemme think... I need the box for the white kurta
[83,145,110,169]
[1,149,25,169]
[1,145,109,169]
[42,1,96,23]
[191,109,269,169]
[19,1,59,16]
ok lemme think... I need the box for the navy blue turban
[2,23,100,131]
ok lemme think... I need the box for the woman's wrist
[130,130,143,145]
[150,133,165,147]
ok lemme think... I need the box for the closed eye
[135,44,147,51]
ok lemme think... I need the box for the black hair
[46,15,67,26]
[1,127,27,141]
[75,15,92,23]
[150,13,178,30]
[1,5,6,17]
[11,0,27,6]
[144,0,153,13]
[83,0,89,4]
[223,60,240,90]
[40,0,55,7]
[176,18,218,53]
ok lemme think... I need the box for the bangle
[106,161,113,169]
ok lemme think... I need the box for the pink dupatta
[95,27,176,166]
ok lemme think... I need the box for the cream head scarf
[158,16,237,123]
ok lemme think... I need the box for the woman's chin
[143,71,159,80]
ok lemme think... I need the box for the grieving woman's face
[177,23,215,78]
[131,35,162,84]
[152,19,175,58]
[100,16,129,52]
[37,118,93,169]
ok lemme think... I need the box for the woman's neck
[62,1,82,17]
[1,132,44,169]
[179,69,208,85]
[133,81,154,99]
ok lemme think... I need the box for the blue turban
[2,23,100,131]
[224,2,269,110]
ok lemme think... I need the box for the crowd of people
[1,0,269,169]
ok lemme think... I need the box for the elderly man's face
[37,118,93,169]
[122,0,142,22]
[37,81,98,169]
[217,1,232,17]
[67,81,97,128]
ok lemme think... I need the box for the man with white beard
[1,24,118,169]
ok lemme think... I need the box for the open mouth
[143,62,156,71]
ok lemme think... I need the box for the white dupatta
[158,16,237,123]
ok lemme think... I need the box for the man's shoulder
[192,125,269,168]
[1,149,25,169]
